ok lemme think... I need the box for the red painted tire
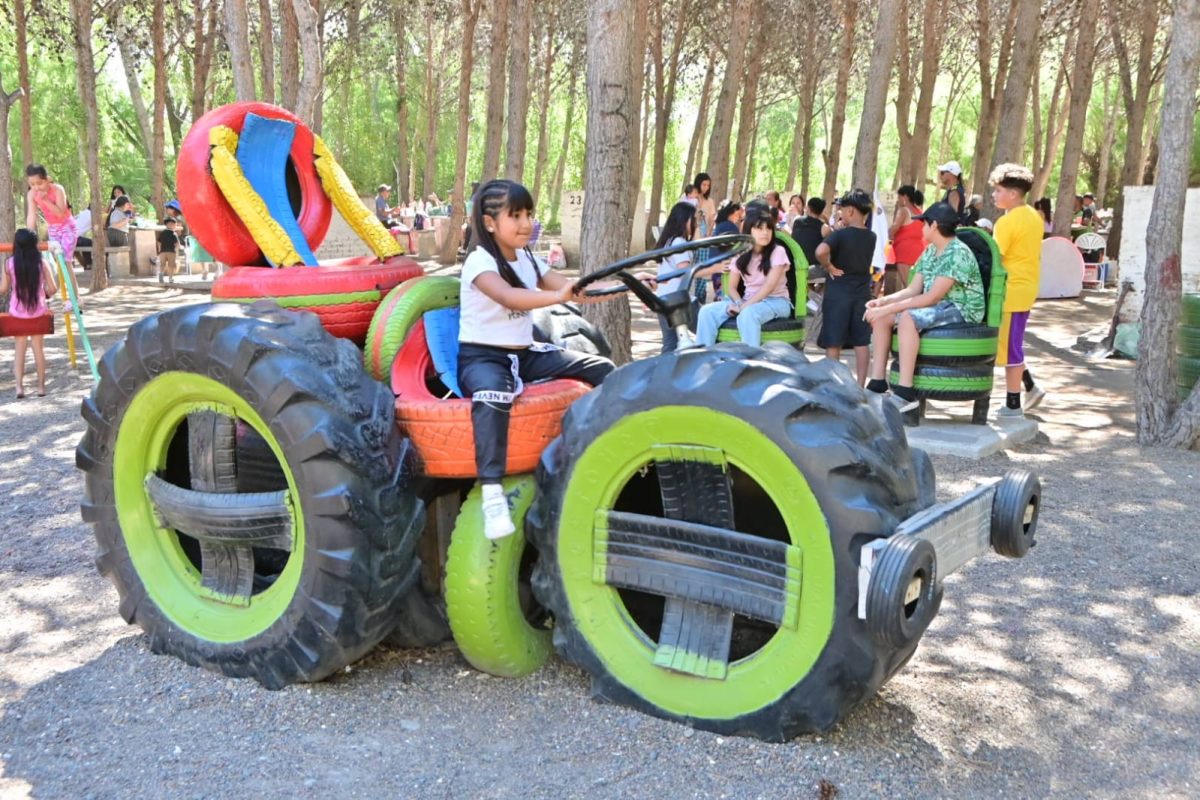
[176,102,332,267]
[211,256,423,343]
[392,320,590,478]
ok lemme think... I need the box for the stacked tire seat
[1180,293,1200,400]
[890,228,1006,425]
[716,230,808,348]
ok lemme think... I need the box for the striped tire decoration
[716,316,806,346]
[892,324,998,366]
[211,258,423,344]
[1183,294,1200,327]
[1177,325,1200,358]
[890,360,994,402]
[364,276,461,381]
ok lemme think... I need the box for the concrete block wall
[1117,186,1200,322]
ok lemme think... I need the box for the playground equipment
[77,102,1043,741]
[888,228,1006,425]
[0,241,98,381]
[715,230,809,348]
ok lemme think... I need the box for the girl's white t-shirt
[656,237,692,296]
[459,246,543,347]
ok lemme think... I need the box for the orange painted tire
[211,256,423,343]
[176,102,332,267]
[391,320,591,478]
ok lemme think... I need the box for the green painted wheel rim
[556,406,834,719]
[890,332,998,357]
[113,372,304,642]
[717,326,805,344]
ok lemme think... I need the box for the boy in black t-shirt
[815,189,876,385]
[790,196,827,274]
[156,218,181,284]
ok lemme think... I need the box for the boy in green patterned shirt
[864,202,985,420]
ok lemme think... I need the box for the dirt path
[1,276,1197,799]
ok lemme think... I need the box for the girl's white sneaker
[481,483,516,540]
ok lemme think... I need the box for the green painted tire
[890,360,994,401]
[445,475,552,677]
[716,317,806,345]
[891,325,998,366]
[77,303,424,688]
[529,345,935,740]
[1183,294,1200,327]
[1177,325,1200,358]
[364,276,460,381]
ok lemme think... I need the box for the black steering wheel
[573,234,752,318]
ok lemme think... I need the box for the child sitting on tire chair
[862,202,986,421]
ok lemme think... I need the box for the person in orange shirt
[990,163,1047,419]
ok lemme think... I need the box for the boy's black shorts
[818,278,873,349]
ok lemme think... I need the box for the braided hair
[11,228,43,313]
[735,210,780,278]
[472,179,542,289]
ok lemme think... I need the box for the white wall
[1117,186,1200,322]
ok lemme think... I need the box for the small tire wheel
[990,469,1041,558]
[445,475,552,677]
[865,536,939,649]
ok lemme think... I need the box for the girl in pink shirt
[696,209,792,347]
[25,164,80,298]
[1,229,58,398]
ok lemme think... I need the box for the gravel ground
[1,271,1198,799]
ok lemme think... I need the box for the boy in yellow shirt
[990,163,1046,418]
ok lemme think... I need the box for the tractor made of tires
[77,102,1043,740]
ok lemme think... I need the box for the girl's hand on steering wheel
[556,279,579,304]
[633,272,657,289]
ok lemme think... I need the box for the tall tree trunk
[625,0,649,214]
[909,0,944,189]
[530,14,559,203]
[393,2,410,202]
[291,0,322,123]
[280,0,300,110]
[683,54,715,185]
[0,82,20,242]
[191,0,219,120]
[152,2,167,214]
[421,16,440,198]
[646,0,688,243]
[15,0,32,167]
[822,0,859,200]
[549,38,582,223]
[580,0,637,364]
[1105,8,1163,259]
[481,0,510,182]
[983,0,1040,217]
[258,0,276,103]
[311,0,325,133]
[115,11,155,175]
[970,1,1019,195]
[505,0,531,182]
[71,0,107,291]
[1032,40,1071,200]
[1094,73,1119,205]
[1052,5,1099,236]
[893,0,916,184]
[852,0,901,190]
[730,58,763,202]
[224,0,258,101]
[440,0,482,264]
[705,0,753,200]
[1136,0,1200,448]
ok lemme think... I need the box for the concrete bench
[76,246,131,275]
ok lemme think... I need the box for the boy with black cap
[815,189,876,384]
[990,163,1045,417]
[863,201,985,419]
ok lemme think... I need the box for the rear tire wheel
[78,302,424,688]
[990,469,1041,558]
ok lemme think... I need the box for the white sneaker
[1024,386,1047,411]
[481,483,516,540]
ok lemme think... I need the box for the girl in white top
[459,179,643,539]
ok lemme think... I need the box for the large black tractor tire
[529,344,938,741]
[77,302,424,689]
[532,304,612,358]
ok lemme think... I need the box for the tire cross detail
[592,447,802,680]
[144,411,294,605]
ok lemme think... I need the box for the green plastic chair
[716,230,808,348]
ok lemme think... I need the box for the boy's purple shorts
[996,311,1029,367]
